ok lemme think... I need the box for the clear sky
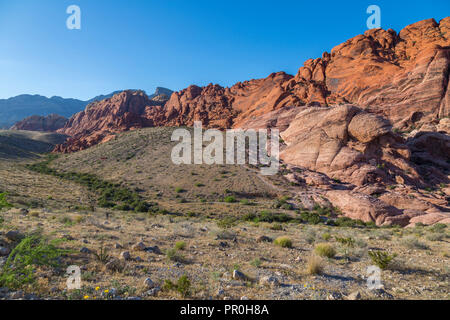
[0,0,448,100]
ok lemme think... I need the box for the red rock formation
[11,114,68,132]
[54,90,166,153]
[52,18,450,226]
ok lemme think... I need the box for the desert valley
[0,17,449,301]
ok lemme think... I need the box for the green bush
[217,216,238,229]
[175,241,186,250]
[314,243,336,258]
[0,235,68,289]
[321,233,331,241]
[0,193,12,210]
[274,236,292,248]
[335,236,355,247]
[163,275,191,297]
[166,248,185,263]
[368,250,397,270]
[224,196,236,203]
[27,158,159,213]
[243,211,292,224]
[300,211,322,224]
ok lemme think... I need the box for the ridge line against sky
[0,0,449,100]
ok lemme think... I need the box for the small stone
[5,231,23,242]
[0,247,11,256]
[257,235,273,243]
[145,246,162,254]
[216,289,225,296]
[120,251,131,261]
[143,278,156,289]
[105,258,124,272]
[80,247,91,254]
[10,291,24,299]
[347,291,361,300]
[146,287,160,296]
[259,276,279,288]
[240,296,249,300]
[114,243,123,249]
[132,242,146,251]
[232,270,247,281]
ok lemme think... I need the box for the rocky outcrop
[10,114,68,132]
[280,105,420,187]
[52,18,450,226]
[56,18,450,153]
[54,90,168,153]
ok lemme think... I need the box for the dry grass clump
[306,254,324,275]
[314,243,336,258]
[274,236,292,248]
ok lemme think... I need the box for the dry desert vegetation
[0,128,448,300]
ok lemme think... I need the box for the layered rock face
[280,105,418,187]
[11,114,68,132]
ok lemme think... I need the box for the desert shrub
[334,217,368,228]
[29,211,39,217]
[306,255,324,275]
[250,258,262,268]
[300,211,322,224]
[92,244,110,264]
[163,275,191,297]
[426,233,444,242]
[224,196,236,203]
[0,235,67,289]
[0,193,12,210]
[270,223,283,231]
[27,159,159,214]
[175,241,186,250]
[313,205,332,216]
[273,197,294,210]
[368,250,397,270]
[430,223,447,233]
[215,230,236,240]
[401,236,429,250]
[274,236,292,248]
[335,236,355,247]
[240,199,252,206]
[217,217,238,229]
[59,216,74,227]
[321,233,331,241]
[166,248,185,263]
[314,243,336,258]
[243,211,292,224]
[175,187,185,193]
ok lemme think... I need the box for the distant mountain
[0,95,85,129]
[10,114,68,132]
[1,87,173,129]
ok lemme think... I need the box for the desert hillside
[0,127,448,300]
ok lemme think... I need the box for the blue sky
[0,0,448,100]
